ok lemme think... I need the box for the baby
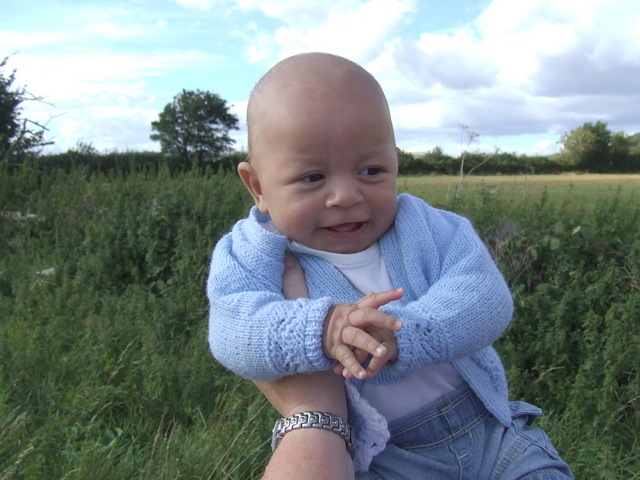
[207,52,573,478]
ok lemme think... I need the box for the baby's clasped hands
[322,288,404,380]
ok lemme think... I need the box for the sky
[2,0,640,157]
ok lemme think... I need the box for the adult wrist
[271,411,355,459]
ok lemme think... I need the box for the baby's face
[248,81,398,254]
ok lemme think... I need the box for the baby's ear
[237,161,268,213]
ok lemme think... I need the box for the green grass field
[399,173,640,207]
[1,166,638,479]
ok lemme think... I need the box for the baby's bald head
[246,53,394,164]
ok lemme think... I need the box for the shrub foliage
[1,162,638,478]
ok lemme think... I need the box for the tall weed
[1,163,638,478]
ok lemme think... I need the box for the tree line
[399,124,640,176]
[2,56,639,175]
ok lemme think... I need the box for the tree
[629,132,640,153]
[559,121,630,172]
[1,56,52,161]
[150,89,239,163]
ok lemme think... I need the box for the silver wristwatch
[271,411,355,459]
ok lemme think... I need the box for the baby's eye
[360,167,383,176]
[301,173,325,183]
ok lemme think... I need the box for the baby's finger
[349,307,402,332]
[340,347,371,379]
[356,288,404,310]
[365,338,397,378]
[365,356,387,378]
[341,325,388,359]
[353,346,371,366]
[334,344,367,380]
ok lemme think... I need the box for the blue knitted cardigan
[207,193,514,470]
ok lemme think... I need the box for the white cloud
[0,30,76,50]
[54,105,159,152]
[12,50,216,103]
[12,48,221,152]
[174,0,224,11]
[531,139,558,156]
[229,100,248,148]
[382,0,640,153]
[233,0,416,64]
[473,0,640,96]
[238,23,274,63]
[235,0,333,24]
[392,33,499,90]
[78,21,148,40]
[1,8,158,52]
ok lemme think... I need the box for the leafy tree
[1,56,51,161]
[559,121,633,172]
[609,131,634,171]
[629,132,640,153]
[150,89,239,163]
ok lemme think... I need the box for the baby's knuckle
[345,327,363,345]
[338,352,354,366]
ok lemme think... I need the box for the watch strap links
[271,411,355,459]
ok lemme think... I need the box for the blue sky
[2,0,639,156]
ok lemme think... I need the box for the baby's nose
[326,179,363,208]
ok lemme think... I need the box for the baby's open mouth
[325,222,365,234]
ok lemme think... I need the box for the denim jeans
[357,384,573,480]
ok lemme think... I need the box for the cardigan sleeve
[206,212,335,381]
[373,194,514,384]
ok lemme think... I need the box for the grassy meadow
[1,165,639,479]
[399,173,640,207]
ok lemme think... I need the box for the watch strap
[271,411,355,459]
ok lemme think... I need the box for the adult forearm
[254,370,348,419]
[262,427,354,480]
[256,371,354,480]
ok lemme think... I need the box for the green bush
[1,162,638,478]
[0,163,266,478]
[443,186,640,477]
[492,193,640,475]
